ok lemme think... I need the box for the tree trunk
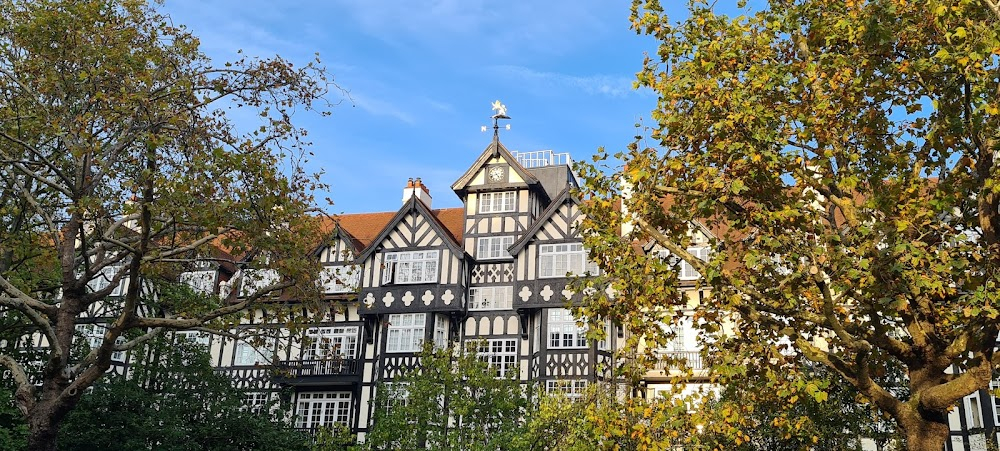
[27,411,59,451]
[900,407,950,451]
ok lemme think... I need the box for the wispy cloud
[325,0,614,57]
[348,92,417,125]
[491,65,636,97]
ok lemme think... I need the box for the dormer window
[320,266,359,293]
[657,247,710,280]
[479,191,516,213]
[382,250,438,284]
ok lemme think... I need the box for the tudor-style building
[165,119,1000,448]
[182,127,624,439]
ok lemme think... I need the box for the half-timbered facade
[126,128,1000,448]
[159,131,620,440]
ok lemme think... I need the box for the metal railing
[653,351,704,371]
[277,358,359,377]
[511,150,572,168]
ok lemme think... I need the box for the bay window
[386,313,425,352]
[538,243,599,278]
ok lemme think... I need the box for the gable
[510,188,582,255]
[357,198,464,261]
[451,139,539,195]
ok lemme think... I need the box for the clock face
[488,166,504,182]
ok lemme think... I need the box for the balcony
[652,351,704,371]
[278,358,359,377]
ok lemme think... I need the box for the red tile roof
[325,207,465,251]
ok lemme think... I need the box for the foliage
[516,367,898,451]
[694,363,901,451]
[0,0,336,448]
[576,0,1000,449]
[363,343,530,451]
[56,338,309,451]
[312,424,361,451]
[0,388,26,451]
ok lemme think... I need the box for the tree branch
[0,353,34,415]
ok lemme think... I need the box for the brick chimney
[402,177,433,208]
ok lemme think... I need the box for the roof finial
[482,100,511,147]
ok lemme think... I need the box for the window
[86,265,128,297]
[176,331,210,347]
[548,308,587,349]
[545,380,588,399]
[244,392,272,414]
[234,340,273,366]
[305,326,359,359]
[320,266,359,293]
[539,243,600,278]
[992,379,1000,424]
[179,270,216,294]
[969,396,983,429]
[433,315,449,349]
[295,392,352,429]
[75,324,125,362]
[477,236,514,260]
[479,191,516,213]
[469,286,513,310]
[387,313,425,352]
[476,339,517,378]
[239,269,279,297]
[382,383,409,412]
[657,247,710,280]
[383,251,438,284]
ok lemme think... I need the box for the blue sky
[159,1,697,214]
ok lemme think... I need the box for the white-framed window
[244,392,272,414]
[476,339,517,378]
[477,236,515,260]
[386,313,425,353]
[86,265,128,297]
[383,251,438,284]
[657,247,710,280]
[75,324,125,362]
[968,395,984,429]
[479,191,516,213]
[433,315,449,349]
[382,382,410,412]
[234,340,274,366]
[545,380,588,399]
[239,269,279,297]
[538,243,600,278]
[305,326,359,359]
[176,330,210,347]
[179,270,216,294]
[320,266,359,294]
[295,392,352,429]
[547,308,587,349]
[469,286,513,311]
[992,379,1000,424]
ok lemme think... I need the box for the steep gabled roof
[329,211,397,250]
[451,139,540,194]
[509,187,581,255]
[356,197,465,261]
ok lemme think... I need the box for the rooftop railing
[511,150,572,169]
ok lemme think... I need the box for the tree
[58,338,308,451]
[363,343,530,450]
[0,0,335,448]
[694,362,900,451]
[577,0,1000,449]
